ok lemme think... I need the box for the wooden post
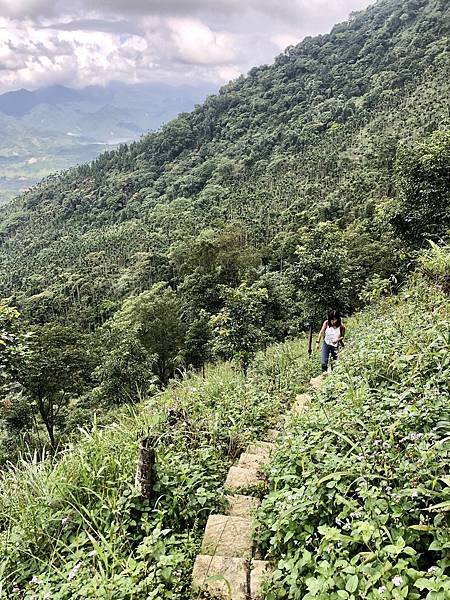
[135,436,157,499]
[308,321,313,357]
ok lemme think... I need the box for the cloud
[0,17,145,90]
[44,18,144,35]
[0,0,57,19]
[0,1,374,93]
[168,18,237,65]
[271,34,302,52]
[0,0,374,22]
[0,0,303,20]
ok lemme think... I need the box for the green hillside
[256,245,450,599]
[0,0,448,477]
[0,243,448,599]
[0,0,449,595]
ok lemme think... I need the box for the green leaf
[284,530,295,543]
[427,501,450,512]
[429,540,442,551]
[316,471,354,486]
[346,574,358,593]
[306,577,323,595]
[414,578,433,591]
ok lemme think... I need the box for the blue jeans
[321,342,338,372]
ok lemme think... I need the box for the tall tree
[15,324,95,448]
[392,130,450,244]
[112,283,185,385]
[182,310,213,376]
[211,283,269,375]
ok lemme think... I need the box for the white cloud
[271,34,301,52]
[0,0,57,19]
[168,18,237,65]
[0,1,374,93]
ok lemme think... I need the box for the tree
[93,332,157,405]
[15,324,95,449]
[112,283,185,386]
[0,305,32,454]
[253,272,298,340]
[182,310,213,376]
[287,223,351,328]
[211,283,269,376]
[174,226,261,317]
[392,130,450,244]
[0,304,25,389]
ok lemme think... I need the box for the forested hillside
[0,0,449,457]
[1,0,449,322]
[0,0,449,597]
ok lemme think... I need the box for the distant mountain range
[0,82,217,204]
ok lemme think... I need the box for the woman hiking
[316,310,345,373]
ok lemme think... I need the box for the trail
[191,375,324,599]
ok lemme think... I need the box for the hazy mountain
[0,81,217,204]
[0,85,84,118]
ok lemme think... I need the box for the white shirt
[325,325,340,347]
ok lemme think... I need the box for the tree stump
[135,436,157,499]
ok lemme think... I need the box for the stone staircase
[191,375,323,599]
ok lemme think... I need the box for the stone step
[310,375,324,389]
[291,393,311,414]
[238,451,269,471]
[192,554,247,600]
[246,441,274,457]
[201,514,253,558]
[225,466,263,490]
[250,560,273,600]
[227,494,261,518]
[265,428,280,442]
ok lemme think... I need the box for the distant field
[0,82,216,205]
[0,141,116,205]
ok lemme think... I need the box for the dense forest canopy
[0,0,449,457]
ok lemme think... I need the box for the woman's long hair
[327,310,342,328]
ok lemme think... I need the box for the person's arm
[334,324,345,345]
[315,321,327,350]
[336,324,346,343]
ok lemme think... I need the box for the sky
[0,0,374,94]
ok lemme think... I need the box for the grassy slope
[256,253,450,598]
[0,338,317,598]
